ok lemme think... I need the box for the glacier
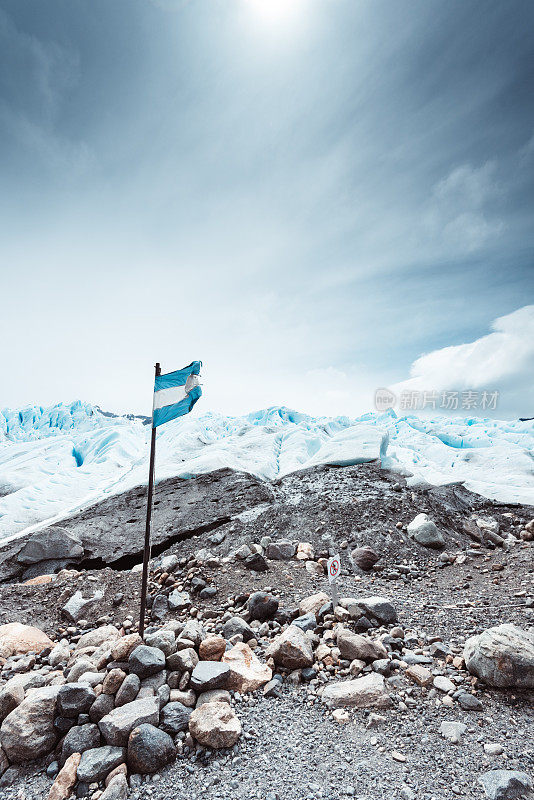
[0,401,532,544]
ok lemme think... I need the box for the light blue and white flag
[152,361,202,428]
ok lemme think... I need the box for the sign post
[327,553,341,609]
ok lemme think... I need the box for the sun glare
[244,0,305,25]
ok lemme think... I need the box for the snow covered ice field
[0,401,532,543]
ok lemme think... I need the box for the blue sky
[0,0,533,418]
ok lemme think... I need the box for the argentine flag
[152,361,202,428]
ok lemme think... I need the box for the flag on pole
[152,361,202,427]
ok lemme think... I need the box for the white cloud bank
[393,305,534,418]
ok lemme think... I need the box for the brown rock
[298,592,330,617]
[405,664,433,687]
[321,673,392,709]
[22,575,55,586]
[351,546,380,571]
[48,752,81,800]
[103,669,126,695]
[0,623,54,659]
[111,634,143,662]
[221,643,272,692]
[105,762,128,787]
[188,701,241,748]
[199,636,226,661]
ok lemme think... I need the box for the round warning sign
[327,554,341,583]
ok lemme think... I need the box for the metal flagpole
[139,361,161,639]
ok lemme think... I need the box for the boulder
[127,723,175,774]
[321,674,391,709]
[0,623,54,659]
[0,680,24,723]
[464,624,534,689]
[296,542,314,560]
[114,674,141,707]
[222,616,254,642]
[190,661,231,691]
[75,626,120,651]
[406,664,433,687]
[478,770,532,800]
[167,647,198,673]
[336,629,388,663]
[61,723,100,763]
[89,694,115,723]
[222,642,272,692]
[347,596,397,626]
[159,702,192,734]
[407,514,445,549]
[144,630,175,657]
[351,546,380,571]
[265,625,314,669]
[247,592,279,622]
[198,636,226,661]
[188,701,241,749]
[195,689,231,707]
[299,592,330,617]
[62,591,104,623]
[111,634,143,662]
[98,696,160,746]
[292,613,317,632]
[76,746,126,783]
[48,752,81,800]
[168,591,191,612]
[266,541,296,560]
[16,527,83,565]
[243,553,268,571]
[57,684,96,718]
[0,685,59,763]
[128,646,165,679]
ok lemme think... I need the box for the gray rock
[179,620,206,647]
[62,591,104,623]
[167,647,198,673]
[168,591,191,612]
[407,514,445,549]
[265,625,314,669]
[479,770,532,800]
[190,661,231,691]
[266,541,296,560]
[61,723,101,763]
[321,673,391,709]
[433,675,455,693]
[0,681,24,723]
[159,701,192,734]
[144,630,176,657]
[57,684,96,718]
[160,554,179,573]
[16,527,84,565]
[114,674,141,707]
[0,685,60,763]
[247,592,279,622]
[222,616,254,642]
[76,746,126,782]
[464,624,534,689]
[347,596,398,626]
[457,692,483,711]
[89,693,115,723]
[292,613,317,632]
[127,723,175,774]
[439,721,466,743]
[98,696,160,746]
[150,594,169,621]
[128,646,166,679]
[336,629,388,663]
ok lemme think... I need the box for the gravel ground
[0,462,532,800]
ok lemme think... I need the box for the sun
[244,0,305,25]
